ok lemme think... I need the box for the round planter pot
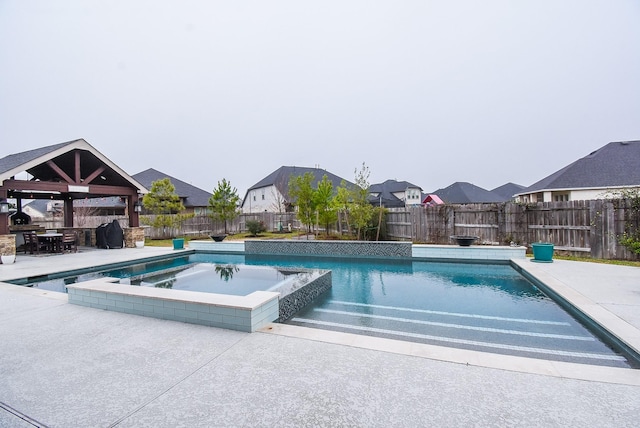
[1,254,16,264]
[210,234,227,242]
[135,241,145,248]
[531,242,554,263]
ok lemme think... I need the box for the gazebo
[0,139,147,256]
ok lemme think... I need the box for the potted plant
[531,242,554,262]
[140,178,193,250]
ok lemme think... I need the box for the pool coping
[511,258,640,366]
[262,323,640,386]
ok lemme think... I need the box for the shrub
[246,220,266,236]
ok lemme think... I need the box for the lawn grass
[143,231,301,247]
[550,254,640,268]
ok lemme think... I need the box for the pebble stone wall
[245,240,412,258]
[276,270,332,322]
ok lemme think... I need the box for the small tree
[348,162,375,240]
[141,178,190,238]
[314,175,337,237]
[209,178,240,234]
[289,172,316,234]
[334,180,352,235]
[73,201,101,227]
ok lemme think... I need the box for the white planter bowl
[1,254,16,264]
[135,241,145,248]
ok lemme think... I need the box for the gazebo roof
[0,138,147,198]
[0,138,147,233]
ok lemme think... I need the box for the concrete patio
[1,247,639,427]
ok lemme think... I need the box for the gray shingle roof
[244,166,353,203]
[132,169,212,208]
[431,182,506,203]
[368,179,422,207]
[491,182,525,200]
[518,141,640,194]
[0,140,76,175]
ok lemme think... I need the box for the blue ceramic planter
[531,242,554,262]
[173,238,185,250]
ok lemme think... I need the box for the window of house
[553,194,569,202]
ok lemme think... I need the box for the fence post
[445,205,455,242]
[589,200,603,258]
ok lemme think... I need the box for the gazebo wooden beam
[75,151,81,183]
[2,179,138,196]
[46,160,75,184]
[83,166,106,185]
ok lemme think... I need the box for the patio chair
[61,230,78,253]
[24,231,48,254]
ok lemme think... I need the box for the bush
[246,220,266,236]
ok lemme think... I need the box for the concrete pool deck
[1,247,640,426]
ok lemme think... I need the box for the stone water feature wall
[276,270,332,322]
[245,240,412,258]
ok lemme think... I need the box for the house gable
[241,166,353,213]
[368,179,423,207]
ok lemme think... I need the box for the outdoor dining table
[37,232,63,253]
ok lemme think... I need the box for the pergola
[0,139,147,235]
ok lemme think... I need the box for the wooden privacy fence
[386,200,639,260]
[141,212,300,239]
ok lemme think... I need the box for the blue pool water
[17,255,295,296]
[15,253,630,367]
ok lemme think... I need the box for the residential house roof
[423,194,444,205]
[368,179,423,207]
[132,168,212,208]
[243,166,353,205]
[431,182,505,204]
[21,197,125,215]
[515,141,640,196]
[22,199,50,216]
[491,182,525,200]
[0,142,70,176]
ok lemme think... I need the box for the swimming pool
[14,252,631,368]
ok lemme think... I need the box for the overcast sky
[1,1,639,197]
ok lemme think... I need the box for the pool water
[123,263,296,296]
[241,255,629,367]
[15,253,630,367]
[19,256,296,296]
